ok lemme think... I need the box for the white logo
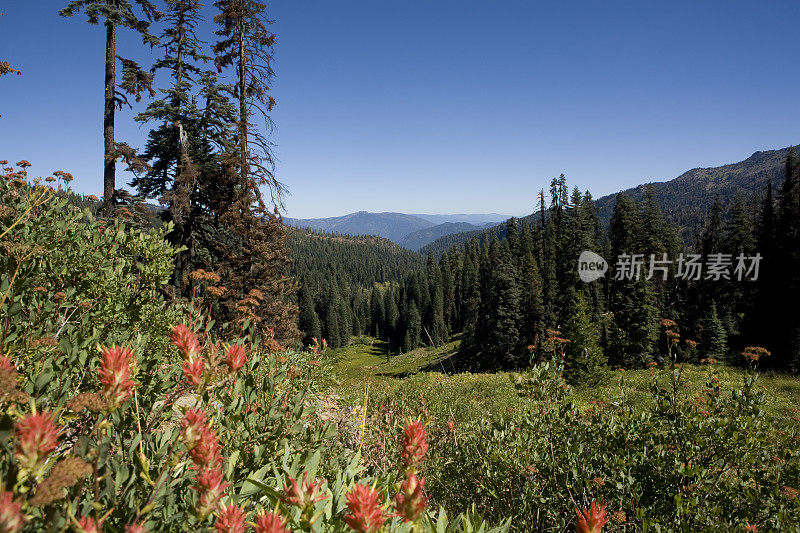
[578,251,608,283]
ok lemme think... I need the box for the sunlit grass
[329,336,800,426]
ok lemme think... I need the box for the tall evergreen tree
[213,0,283,199]
[298,281,321,345]
[210,1,298,343]
[700,302,728,361]
[564,291,606,386]
[133,0,210,291]
[60,0,162,214]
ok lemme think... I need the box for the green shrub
[0,165,509,533]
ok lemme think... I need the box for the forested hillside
[311,153,800,375]
[420,146,795,256]
[289,227,425,347]
[399,222,479,251]
[594,146,794,242]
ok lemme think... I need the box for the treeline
[303,151,800,374]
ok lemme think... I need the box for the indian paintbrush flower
[400,420,428,470]
[97,346,136,408]
[182,359,205,388]
[253,511,290,533]
[0,491,25,533]
[225,344,247,373]
[171,324,201,361]
[214,503,247,533]
[575,500,608,533]
[282,472,328,527]
[343,483,386,533]
[14,410,59,472]
[393,471,427,523]
[75,516,102,533]
[194,467,229,520]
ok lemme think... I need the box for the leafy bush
[0,164,508,533]
[425,362,800,531]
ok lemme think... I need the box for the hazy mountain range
[285,211,509,251]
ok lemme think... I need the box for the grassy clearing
[329,336,800,425]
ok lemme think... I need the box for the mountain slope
[285,211,434,243]
[399,222,480,252]
[410,213,511,225]
[288,227,425,286]
[420,145,795,256]
[593,146,793,231]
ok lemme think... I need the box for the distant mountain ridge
[285,211,511,250]
[410,213,511,225]
[419,145,796,256]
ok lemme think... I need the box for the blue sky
[1,0,799,218]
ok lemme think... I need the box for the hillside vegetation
[421,145,795,256]
[328,337,800,531]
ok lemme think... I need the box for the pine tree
[384,288,399,343]
[459,244,481,358]
[608,271,658,368]
[403,302,422,352]
[700,302,728,361]
[209,1,298,343]
[298,282,321,345]
[518,227,544,360]
[564,291,606,386]
[132,0,210,291]
[370,285,385,337]
[476,239,522,369]
[213,0,283,199]
[60,0,162,214]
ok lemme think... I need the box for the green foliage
[563,292,606,387]
[0,171,507,533]
[700,302,728,362]
[0,169,192,394]
[334,340,800,532]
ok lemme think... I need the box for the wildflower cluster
[97,346,136,408]
[742,346,771,366]
[172,323,206,387]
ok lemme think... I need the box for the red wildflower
[225,344,247,373]
[15,411,59,470]
[125,523,146,533]
[283,472,328,512]
[98,346,136,407]
[182,359,205,387]
[194,467,229,519]
[745,525,759,532]
[575,500,608,533]
[0,491,25,533]
[447,420,455,432]
[253,511,289,533]
[181,409,209,450]
[0,355,12,370]
[214,503,247,533]
[343,483,386,533]
[189,425,223,468]
[171,324,201,360]
[393,471,427,523]
[75,516,101,533]
[400,420,428,470]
